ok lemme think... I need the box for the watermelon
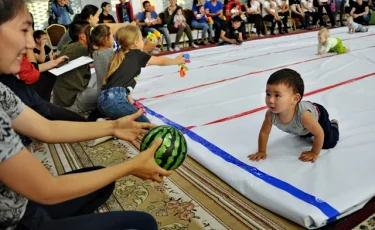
[140,125,187,170]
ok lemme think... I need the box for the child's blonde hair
[104,24,142,85]
[318,28,330,38]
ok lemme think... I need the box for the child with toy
[97,25,186,122]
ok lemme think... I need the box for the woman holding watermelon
[0,1,171,229]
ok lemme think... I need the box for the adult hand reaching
[129,138,173,182]
[113,109,156,145]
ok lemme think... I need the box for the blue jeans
[191,20,213,38]
[98,87,149,123]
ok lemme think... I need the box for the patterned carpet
[29,138,374,230]
[30,139,303,230]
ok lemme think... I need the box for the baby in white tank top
[248,68,339,163]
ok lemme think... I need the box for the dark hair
[231,15,242,22]
[0,0,26,25]
[101,2,110,11]
[33,30,47,40]
[197,5,204,11]
[267,68,305,99]
[87,24,111,56]
[232,3,238,7]
[69,20,91,42]
[142,0,150,8]
[73,4,99,22]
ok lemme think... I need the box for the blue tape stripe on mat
[145,106,340,219]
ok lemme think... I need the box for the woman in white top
[290,0,307,29]
[275,0,289,33]
[245,0,266,36]
[301,0,319,27]
[262,0,283,34]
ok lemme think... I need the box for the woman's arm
[12,107,153,144]
[0,138,171,205]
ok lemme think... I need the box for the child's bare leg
[128,93,134,104]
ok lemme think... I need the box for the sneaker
[168,47,174,52]
[331,119,339,128]
[191,43,199,48]
[174,46,180,52]
[151,49,160,55]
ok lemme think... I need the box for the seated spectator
[163,0,198,51]
[289,0,307,29]
[262,0,283,35]
[245,0,266,37]
[115,0,134,23]
[33,30,54,63]
[226,0,243,20]
[218,16,244,45]
[350,0,371,25]
[135,1,174,52]
[51,0,74,27]
[99,2,116,23]
[57,4,100,53]
[53,21,97,113]
[204,0,224,42]
[191,1,214,45]
[275,0,289,33]
[301,0,319,28]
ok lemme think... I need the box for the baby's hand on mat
[248,152,267,162]
[299,151,318,163]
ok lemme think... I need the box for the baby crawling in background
[347,16,369,33]
[317,28,349,55]
[248,69,339,163]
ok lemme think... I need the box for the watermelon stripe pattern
[141,125,188,170]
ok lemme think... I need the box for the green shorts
[329,38,347,54]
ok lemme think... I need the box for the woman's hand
[129,138,173,182]
[113,109,156,143]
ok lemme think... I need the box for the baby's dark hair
[33,30,46,40]
[232,3,238,8]
[197,5,204,11]
[267,68,304,99]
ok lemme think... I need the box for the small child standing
[317,28,349,55]
[347,16,368,34]
[248,68,339,163]
[174,8,187,28]
[98,25,186,122]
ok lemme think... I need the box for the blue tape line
[145,106,340,220]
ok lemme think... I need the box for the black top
[220,19,243,34]
[99,13,116,23]
[33,46,52,63]
[353,2,368,14]
[103,49,151,90]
